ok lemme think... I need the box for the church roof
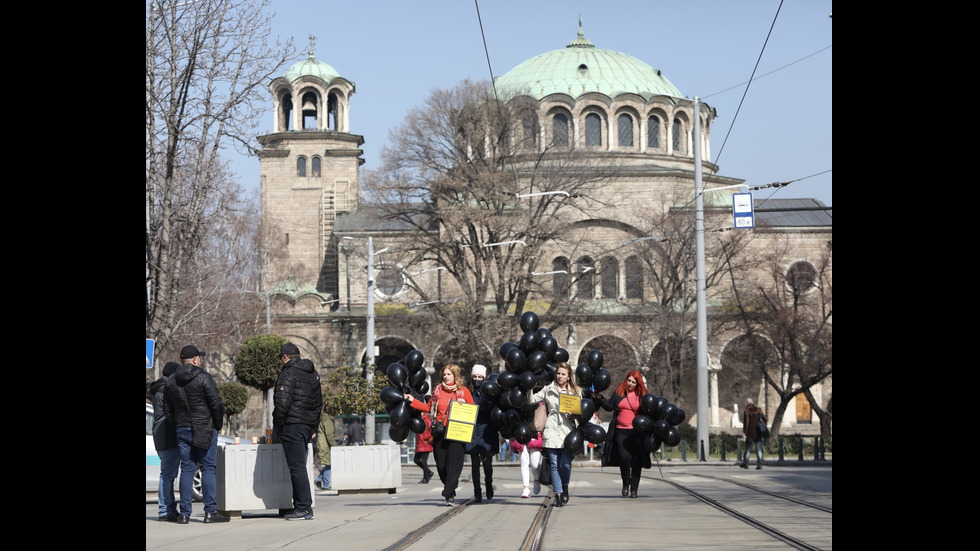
[494,18,682,101]
[283,49,341,83]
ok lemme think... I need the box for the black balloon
[592,368,612,392]
[499,342,518,360]
[586,349,604,371]
[660,403,678,422]
[518,331,540,354]
[575,364,594,387]
[579,398,597,421]
[536,327,553,341]
[389,401,410,429]
[644,433,664,453]
[641,393,658,414]
[497,370,519,389]
[416,380,430,395]
[563,429,585,455]
[553,348,569,364]
[380,385,405,407]
[514,423,533,445]
[405,350,424,373]
[386,362,407,386]
[528,350,549,372]
[490,406,504,426]
[506,347,527,373]
[581,422,607,445]
[520,311,540,333]
[499,390,512,409]
[508,387,527,409]
[503,407,522,428]
[519,370,536,391]
[667,407,686,426]
[653,419,671,438]
[655,395,668,413]
[538,336,558,359]
[409,366,427,390]
[400,383,413,394]
[408,416,427,434]
[663,427,681,447]
[389,424,410,442]
[536,370,554,386]
[481,379,502,400]
[632,414,654,434]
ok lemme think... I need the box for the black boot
[562,484,569,504]
[473,483,482,503]
[486,479,494,499]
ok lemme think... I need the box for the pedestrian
[346,414,364,445]
[413,412,434,484]
[272,342,323,520]
[528,361,581,507]
[315,408,336,490]
[512,429,543,498]
[740,398,768,470]
[404,363,474,506]
[464,364,498,502]
[593,370,653,498]
[498,437,512,462]
[163,345,228,524]
[149,361,181,522]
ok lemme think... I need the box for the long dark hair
[615,369,647,397]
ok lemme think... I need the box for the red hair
[615,370,647,397]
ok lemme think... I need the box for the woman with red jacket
[413,414,434,483]
[405,363,473,506]
[594,370,652,498]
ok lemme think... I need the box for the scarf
[441,381,458,392]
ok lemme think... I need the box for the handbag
[538,452,552,486]
[431,419,446,440]
[193,424,214,449]
[757,420,770,440]
[533,401,548,433]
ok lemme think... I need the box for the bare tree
[362,79,617,365]
[145,0,295,368]
[719,235,833,440]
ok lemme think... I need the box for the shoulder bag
[533,401,547,433]
[757,419,770,440]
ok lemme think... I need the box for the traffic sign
[146,339,155,370]
[732,193,755,228]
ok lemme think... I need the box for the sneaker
[284,509,314,520]
[521,487,531,498]
[203,511,230,523]
[445,497,455,507]
[756,466,762,470]
[533,481,541,495]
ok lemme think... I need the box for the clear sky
[230,0,832,206]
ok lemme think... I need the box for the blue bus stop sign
[732,193,755,229]
[146,339,155,370]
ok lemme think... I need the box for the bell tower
[258,38,364,301]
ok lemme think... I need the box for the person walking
[512,430,543,498]
[464,365,498,502]
[346,414,364,445]
[315,409,336,490]
[273,342,323,520]
[149,361,181,521]
[740,398,768,470]
[528,362,581,507]
[163,345,228,524]
[594,370,653,498]
[405,363,473,506]
[413,413,434,484]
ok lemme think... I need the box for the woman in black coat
[594,370,652,498]
[464,365,498,502]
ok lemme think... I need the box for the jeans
[280,423,316,511]
[499,441,512,462]
[176,427,217,515]
[157,447,180,517]
[742,439,763,467]
[316,465,331,489]
[545,447,572,495]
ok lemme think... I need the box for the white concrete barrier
[330,444,401,493]
[216,443,315,516]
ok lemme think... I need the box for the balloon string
[654,451,664,479]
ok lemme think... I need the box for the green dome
[284,49,340,83]
[494,21,682,101]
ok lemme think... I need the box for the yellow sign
[558,394,582,415]
[446,420,475,443]
[448,402,478,424]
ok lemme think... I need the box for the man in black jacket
[149,361,181,522]
[163,345,229,524]
[273,342,323,520]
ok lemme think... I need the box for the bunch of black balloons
[630,393,687,452]
[378,349,430,442]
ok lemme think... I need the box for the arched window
[585,113,602,146]
[296,156,307,177]
[281,94,294,131]
[377,265,406,297]
[327,92,339,131]
[786,261,819,294]
[311,157,321,178]
[523,113,539,150]
[301,92,318,130]
[552,257,569,300]
[625,256,643,299]
[552,114,569,149]
[601,256,619,298]
[576,257,594,299]
[617,114,633,147]
[672,117,684,154]
[647,115,661,149]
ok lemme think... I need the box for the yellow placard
[446,420,475,443]
[558,394,582,415]
[448,402,478,424]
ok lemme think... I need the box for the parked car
[146,402,234,501]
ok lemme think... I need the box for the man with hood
[273,342,323,520]
[163,345,228,524]
[149,361,181,522]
